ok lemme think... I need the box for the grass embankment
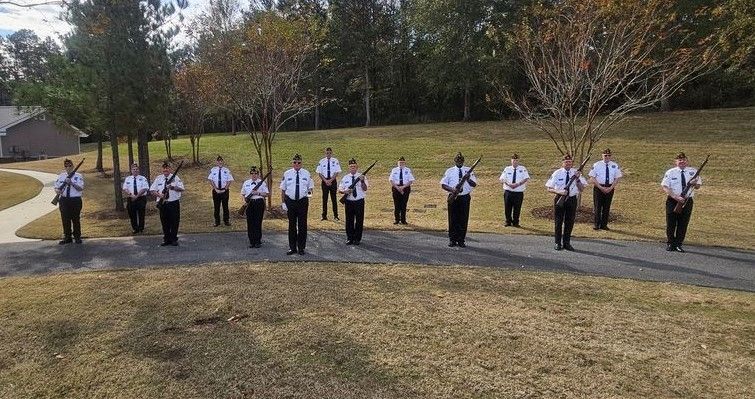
[0,262,752,398]
[0,170,42,211]
[7,107,755,249]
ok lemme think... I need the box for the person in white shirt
[240,166,269,248]
[208,155,234,227]
[499,153,530,227]
[150,162,185,246]
[339,158,369,245]
[53,158,85,244]
[546,154,588,251]
[661,152,702,252]
[440,152,478,248]
[280,154,314,255]
[588,148,623,231]
[316,147,341,221]
[121,163,150,234]
[389,156,415,225]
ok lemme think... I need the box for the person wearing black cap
[339,158,369,245]
[54,158,85,244]
[499,153,530,227]
[389,156,415,225]
[440,152,478,247]
[122,163,149,234]
[208,155,234,226]
[280,154,314,255]
[240,166,269,248]
[316,147,341,221]
[546,154,587,251]
[661,152,702,252]
[588,148,623,230]
[150,162,185,246]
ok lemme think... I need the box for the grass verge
[0,170,43,211]
[0,262,752,398]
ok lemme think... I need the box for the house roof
[0,106,88,137]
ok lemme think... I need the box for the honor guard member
[588,148,623,230]
[281,154,314,255]
[499,153,530,227]
[208,156,234,226]
[122,163,150,234]
[661,152,702,252]
[546,154,587,251]
[54,158,85,244]
[440,152,478,248]
[389,156,415,225]
[339,158,369,245]
[240,166,269,248]
[316,147,341,221]
[150,162,185,246]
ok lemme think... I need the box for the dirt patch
[531,205,623,224]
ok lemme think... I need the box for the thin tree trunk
[96,132,104,172]
[109,128,124,212]
[314,91,320,131]
[231,114,236,135]
[463,81,470,122]
[127,130,134,166]
[364,65,371,127]
[137,130,150,180]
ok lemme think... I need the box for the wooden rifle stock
[339,161,377,204]
[447,156,482,204]
[156,160,183,209]
[238,170,273,216]
[673,154,710,214]
[554,155,591,207]
[51,158,85,205]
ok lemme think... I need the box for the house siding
[1,116,80,158]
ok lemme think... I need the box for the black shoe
[132,230,139,235]
[322,216,328,221]
[353,241,360,246]
[601,226,610,231]
[74,238,82,244]
[457,242,466,248]
[513,224,521,228]
[58,238,72,245]
[213,223,220,227]
[563,244,575,251]
[554,244,562,251]
[224,221,231,226]
[170,241,179,246]
[666,244,675,251]
[249,244,254,248]
[504,222,512,227]
[160,242,171,247]
[254,243,261,248]
[448,241,457,247]
[346,240,353,245]
[286,249,297,255]
[593,226,600,230]
[393,221,400,225]
[675,245,685,253]
[298,250,306,255]
[334,216,340,221]
[401,221,407,225]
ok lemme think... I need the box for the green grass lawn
[6,107,755,249]
[0,262,752,398]
[0,170,43,211]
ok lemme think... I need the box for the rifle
[51,158,85,205]
[447,156,482,204]
[156,160,183,209]
[554,155,591,207]
[673,154,710,214]
[237,170,273,216]
[339,161,377,204]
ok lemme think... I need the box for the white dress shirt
[499,165,530,192]
[340,173,368,201]
[316,157,341,179]
[440,166,477,196]
[661,167,702,197]
[122,175,150,197]
[54,172,84,198]
[150,174,185,202]
[280,168,314,200]
[389,166,415,186]
[588,160,623,186]
[207,166,234,190]
[241,178,269,200]
[546,168,587,197]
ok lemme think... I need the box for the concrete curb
[0,168,60,243]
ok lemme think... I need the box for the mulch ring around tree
[531,206,623,224]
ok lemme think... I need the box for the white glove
[281,202,288,212]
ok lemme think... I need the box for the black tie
[681,169,686,188]
[217,168,222,190]
[352,176,357,198]
[66,177,71,197]
[458,167,463,180]
[604,163,610,186]
[512,168,517,184]
[566,170,570,195]
[133,176,138,196]
[326,161,330,179]
[295,171,300,200]
[399,168,403,185]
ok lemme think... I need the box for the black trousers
[285,197,308,251]
[127,196,147,231]
[503,190,524,225]
[448,194,471,244]
[246,198,265,245]
[666,197,693,246]
[392,187,411,223]
[554,196,577,245]
[59,197,82,239]
[345,198,365,242]
[321,181,338,218]
[159,200,180,244]
[212,189,230,224]
[593,185,614,228]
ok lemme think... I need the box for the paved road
[1,230,753,292]
[0,168,59,243]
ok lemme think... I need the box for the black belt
[286,196,307,201]
[600,184,612,188]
